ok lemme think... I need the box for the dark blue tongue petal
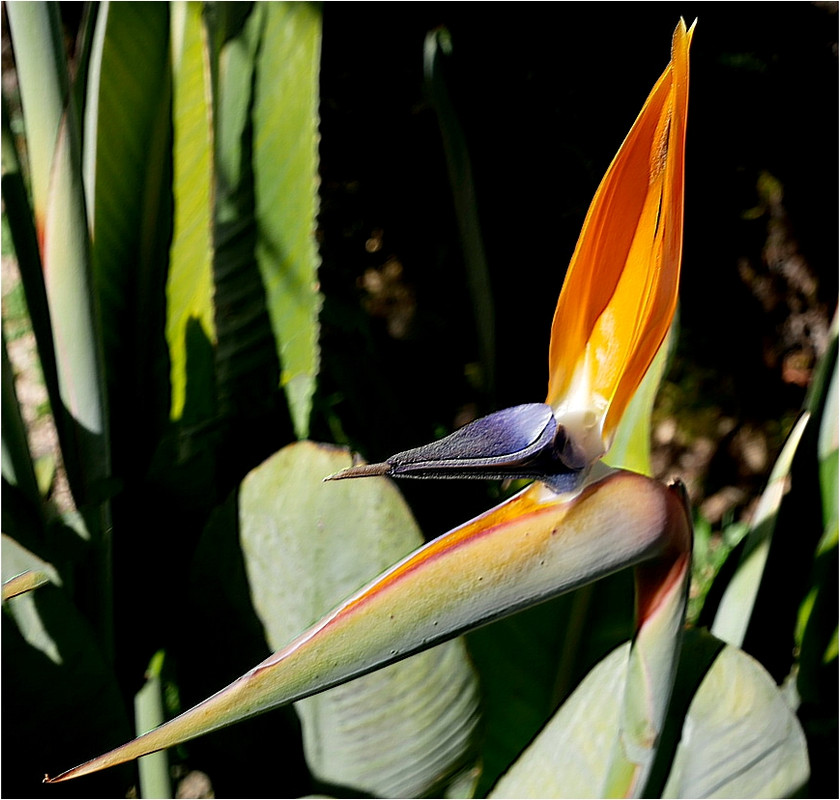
[390,404,555,472]
[325,403,585,488]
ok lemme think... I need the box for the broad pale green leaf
[662,644,809,798]
[490,643,629,799]
[491,632,808,799]
[238,442,480,797]
[711,412,810,647]
[253,3,323,438]
[167,1,216,421]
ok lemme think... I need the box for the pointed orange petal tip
[546,21,693,465]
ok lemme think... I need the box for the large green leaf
[8,2,109,505]
[1,535,60,601]
[83,1,172,461]
[252,3,322,438]
[8,2,114,656]
[711,412,810,647]
[4,2,67,226]
[167,1,216,422]
[490,632,808,799]
[661,643,809,797]
[490,642,629,799]
[238,442,480,797]
[207,4,287,431]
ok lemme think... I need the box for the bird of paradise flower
[46,19,695,794]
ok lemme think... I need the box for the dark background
[313,1,838,537]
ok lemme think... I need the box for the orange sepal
[547,20,694,458]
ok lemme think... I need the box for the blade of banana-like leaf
[4,2,67,231]
[489,641,631,799]
[1,533,61,601]
[2,569,51,601]
[489,628,808,799]
[83,1,172,463]
[711,412,810,647]
[1,327,41,508]
[815,313,838,533]
[209,5,285,429]
[239,442,479,798]
[253,3,323,439]
[167,1,216,422]
[660,638,809,798]
[45,467,682,782]
[1,95,63,456]
[547,20,693,457]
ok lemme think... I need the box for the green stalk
[134,652,172,800]
[602,483,692,797]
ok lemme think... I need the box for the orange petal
[547,20,694,459]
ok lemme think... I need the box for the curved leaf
[83,1,172,455]
[661,644,809,798]
[253,3,322,438]
[711,412,810,647]
[1,535,61,601]
[240,442,480,797]
[167,1,216,421]
[490,633,808,799]
[490,642,629,799]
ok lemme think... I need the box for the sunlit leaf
[239,442,480,797]
[661,644,809,798]
[489,642,629,799]
[253,3,322,438]
[491,631,808,799]
[83,1,172,456]
[711,412,810,647]
[4,2,67,228]
[167,1,216,421]
[1,535,60,601]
